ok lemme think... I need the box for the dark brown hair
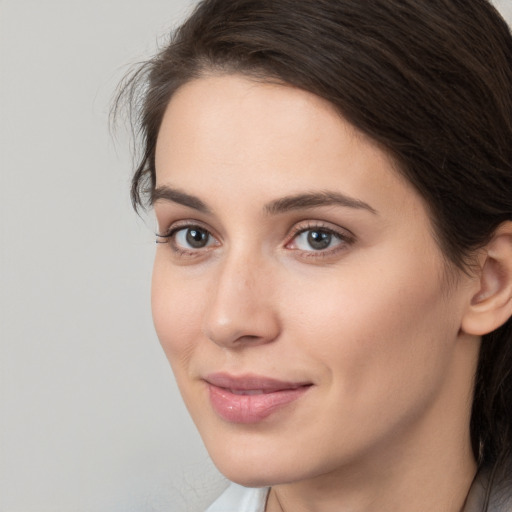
[118,0,512,489]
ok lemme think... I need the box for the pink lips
[205,373,312,424]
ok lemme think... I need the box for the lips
[205,373,312,423]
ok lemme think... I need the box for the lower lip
[207,384,311,424]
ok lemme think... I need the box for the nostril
[203,321,280,348]
[240,335,262,342]
[202,274,281,347]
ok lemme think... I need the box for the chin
[217,464,295,488]
[206,440,321,488]
[222,471,275,488]
[207,445,276,486]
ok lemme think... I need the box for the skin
[152,74,481,512]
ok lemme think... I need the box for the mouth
[204,373,313,424]
[227,389,276,395]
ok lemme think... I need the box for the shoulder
[205,483,269,512]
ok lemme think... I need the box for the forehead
[156,74,350,165]
[154,74,423,220]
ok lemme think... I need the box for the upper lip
[204,372,312,392]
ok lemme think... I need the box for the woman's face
[152,75,479,486]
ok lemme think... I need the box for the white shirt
[206,483,269,512]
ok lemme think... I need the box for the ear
[461,221,512,336]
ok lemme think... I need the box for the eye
[156,224,218,254]
[175,226,213,249]
[293,229,339,251]
[286,223,354,257]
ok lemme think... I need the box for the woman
[118,0,512,510]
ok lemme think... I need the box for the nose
[202,252,281,348]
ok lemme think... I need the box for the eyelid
[287,220,355,242]
[155,219,221,257]
[155,219,216,239]
[285,220,356,257]
[155,218,355,260]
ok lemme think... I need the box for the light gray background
[1,1,511,511]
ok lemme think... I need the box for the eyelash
[286,222,355,259]
[155,220,355,259]
[156,221,218,258]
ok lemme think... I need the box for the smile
[205,373,312,424]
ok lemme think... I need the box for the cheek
[287,254,456,403]
[151,255,204,371]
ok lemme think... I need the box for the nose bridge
[203,246,279,347]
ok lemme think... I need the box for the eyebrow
[152,185,211,213]
[265,191,378,215]
[152,186,377,216]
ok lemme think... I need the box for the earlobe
[461,222,512,336]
